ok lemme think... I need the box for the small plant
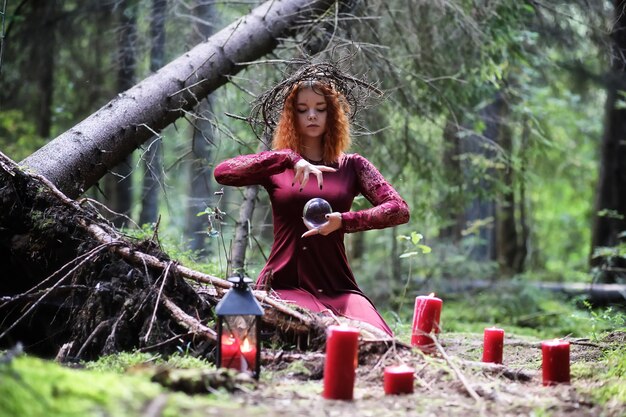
[395,231,432,311]
[581,300,626,341]
[195,202,225,240]
[398,231,432,259]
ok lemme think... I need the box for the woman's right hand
[293,159,336,190]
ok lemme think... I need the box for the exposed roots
[0,150,389,362]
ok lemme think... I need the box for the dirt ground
[205,331,625,417]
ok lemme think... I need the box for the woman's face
[295,87,328,142]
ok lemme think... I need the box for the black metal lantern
[215,275,264,379]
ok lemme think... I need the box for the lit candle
[240,337,257,371]
[411,293,443,352]
[323,325,360,400]
[482,327,504,364]
[542,339,570,386]
[220,334,241,370]
[383,365,414,395]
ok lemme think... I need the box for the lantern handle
[228,274,253,289]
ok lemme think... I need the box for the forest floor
[2,330,625,417]
[233,331,625,417]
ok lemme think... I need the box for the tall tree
[231,140,270,272]
[31,0,58,139]
[139,0,167,226]
[591,0,626,251]
[492,91,523,275]
[104,0,138,227]
[184,0,218,254]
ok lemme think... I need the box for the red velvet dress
[214,150,410,335]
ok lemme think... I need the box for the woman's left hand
[301,212,342,238]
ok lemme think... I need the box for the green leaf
[417,245,432,254]
[410,232,423,245]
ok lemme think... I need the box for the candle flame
[221,334,236,345]
[428,292,435,297]
[240,337,252,352]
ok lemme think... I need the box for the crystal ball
[303,198,332,229]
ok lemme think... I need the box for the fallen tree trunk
[0,151,330,359]
[437,279,626,304]
[21,0,338,198]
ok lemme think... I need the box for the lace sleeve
[214,149,302,186]
[341,154,410,233]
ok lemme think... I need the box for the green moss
[163,353,214,370]
[0,355,163,417]
[529,407,552,417]
[571,361,599,379]
[161,391,265,417]
[85,351,214,374]
[0,354,263,417]
[84,350,159,373]
[589,345,626,406]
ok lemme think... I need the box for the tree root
[0,150,389,362]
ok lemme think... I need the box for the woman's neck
[301,137,323,162]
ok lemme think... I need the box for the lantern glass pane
[221,315,257,372]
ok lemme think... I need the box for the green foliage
[591,239,626,284]
[580,301,626,341]
[604,344,626,380]
[0,110,45,161]
[387,283,626,339]
[398,231,432,259]
[0,0,617,303]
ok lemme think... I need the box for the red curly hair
[272,81,351,164]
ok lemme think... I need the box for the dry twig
[432,335,485,408]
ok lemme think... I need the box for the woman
[214,70,409,335]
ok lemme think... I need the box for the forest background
[2,1,626,416]
[1,0,626,349]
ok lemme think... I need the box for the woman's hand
[293,159,336,191]
[301,212,342,238]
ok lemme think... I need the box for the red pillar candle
[240,337,257,371]
[383,365,415,395]
[542,339,570,386]
[220,334,241,370]
[411,293,443,351]
[323,325,360,400]
[482,327,504,364]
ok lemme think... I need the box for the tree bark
[591,0,626,251]
[184,0,219,253]
[32,0,58,139]
[104,0,138,227]
[493,91,519,276]
[139,0,167,226]
[231,140,271,272]
[21,0,339,198]
[439,119,464,242]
